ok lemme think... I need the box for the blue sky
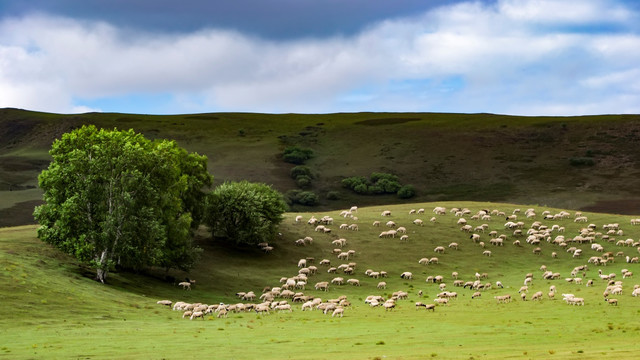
[1,0,639,115]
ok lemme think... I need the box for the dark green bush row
[283,146,314,165]
[341,172,416,198]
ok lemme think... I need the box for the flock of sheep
[157,204,640,320]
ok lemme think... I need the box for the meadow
[2,201,640,359]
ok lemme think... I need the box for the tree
[33,125,212,283]
[205,181,287,246]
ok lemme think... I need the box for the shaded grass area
[2,201,640,358]
[3,108,640,226]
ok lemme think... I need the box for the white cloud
[0,0,639,115]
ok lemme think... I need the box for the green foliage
[286,190,319,206]
[326,191,341,200]
[33,125,211,282]
[282,146,314,165]
[397,185,416,199]
[569,157,595,166]
[205,181,287,246]
[342,172,403,196]
[294,175,312,189]
[290,166,313,179]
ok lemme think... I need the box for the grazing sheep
[400,271,413,280]
[377,281,387,289]
[373,221,381,227]
[413,219,424,226]
[386,220,397,228]
[434,246,445,254]
[429,257,439,264]
[157,300,172,306]
[448,242,459,250]
[315,281,329,291]
[178,282,192,290]
[472,292,482,299]
[419,258,429,265]
[496,281,503,288]
[331,307,345,317]
[381,210,392,217]
[606,298,618,306]
[433,298,449,306]
[483,250,492,257]
[347,279,361,286]
[452,271,459,279]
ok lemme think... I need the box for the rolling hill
[2,108,640,227]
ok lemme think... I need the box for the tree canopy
[205,181,287,246]
[33,125,212,282]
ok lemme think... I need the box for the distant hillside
[2,108,640,226]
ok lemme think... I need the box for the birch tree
[34,125,211,282]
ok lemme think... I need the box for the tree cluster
[342,172,416,199]
[35,126,287,283]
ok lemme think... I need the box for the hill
[1,202,640,359]
[2,108,640,227]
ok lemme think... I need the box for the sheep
[298,258,307,268]
[315,281,329,291]
[632,288,640,297]
[157,300,172,306]
[606,298,618,306]
[347,278,360,286]
[472,292,482,299]
[413,219,424,226]
[429,257,439,264]
[383,301,396,311]
[381,210,392,217]
[483,250,492,257]
[448,242,459,250]
[295,215,304,223]
[400,271,413,280]
[386,220,397,228]
[494,295,511,303]
[178,281,192,290]
[496,281,504,288]
[377,281,387,289]
[182,310,193,318]
[419,258,429,265]
[400,235,409,242]
[348,224,359,231]
[373,221,381,227]
[276,304,293,313]
[433,298,449,306]
[452,271,459,279]
[531,291,543,301]
[434,246,445,254]
[331,307,345,317]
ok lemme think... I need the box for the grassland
[3,108,640,227]
[2,202,640,359]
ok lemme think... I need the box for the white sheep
[400,271,413,280]
[377,281,387,289]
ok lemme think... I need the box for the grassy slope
[3,108,640,227]
[2,202,640,359]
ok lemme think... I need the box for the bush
[397,185,416,199]
[326,191,341,200]
[290,165,313,179]
[283,146,314,165]
[295,175,312,188]
[370,172,399,183]
[342,172,402,195]
[341,176,368,189]
[287,190,319,206]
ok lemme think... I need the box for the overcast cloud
[0,0,639,115]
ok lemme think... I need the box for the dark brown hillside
[2,108,640,227]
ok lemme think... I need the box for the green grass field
[2,201,640,359]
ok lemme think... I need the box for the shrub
[342,172,404,196]
[341,176,368,189]
[286,190,319,206]
[295,175,312,189]
[397,185,416,199]
[326,191,341,200]
[283,146,314,165]
[290,165,313,179]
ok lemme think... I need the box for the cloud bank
[1,0,639,115]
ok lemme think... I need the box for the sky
[1,0,639,116]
